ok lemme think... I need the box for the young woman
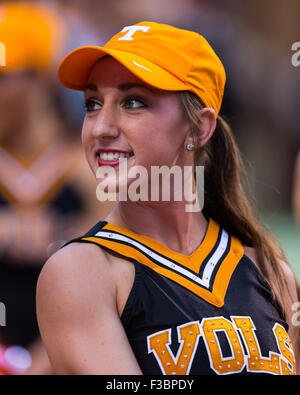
[37,21,299,375]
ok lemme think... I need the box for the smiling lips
[97,149,134,166]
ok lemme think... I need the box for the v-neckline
[100,217,220,274]
[80,217,244,307]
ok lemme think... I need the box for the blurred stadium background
[0,0,299,374]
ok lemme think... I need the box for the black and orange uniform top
[64,217,296,375]
[0,138,84,347]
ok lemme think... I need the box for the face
[82,56,192,193]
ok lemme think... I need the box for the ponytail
[180,90,300,318]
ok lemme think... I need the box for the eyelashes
[83,98,102,113]
[124,97,146,109]
[83,96,147,113]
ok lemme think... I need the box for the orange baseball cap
[58,21,226,115]
[0,2,66,73]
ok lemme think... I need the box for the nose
[90,103,120,141]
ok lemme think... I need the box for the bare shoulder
[36,243,118,373]
[39,242,111,279]
[38,242,114,290]
[36,242,142,374]
[37,242,117,325]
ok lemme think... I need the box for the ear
[196,108,217,147]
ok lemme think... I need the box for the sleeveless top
[64,217,296,375]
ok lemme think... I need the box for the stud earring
[186,142,195,151]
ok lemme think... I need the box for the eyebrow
[84,82,149,92]
[118,83,148,91]
[85,83,98,92]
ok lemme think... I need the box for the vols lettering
[147,322,200,375]
[147,316,296,375]
[233,316,281,374]
[202,317,245,374]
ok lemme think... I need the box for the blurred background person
[0,1,112,374]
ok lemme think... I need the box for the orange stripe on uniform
[81,224,244,307]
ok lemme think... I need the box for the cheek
[150,117,186,154]
[133,116,185,165]
[80,120,96,169]
[81,119,92,151]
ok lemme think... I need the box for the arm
[36,242,142,375]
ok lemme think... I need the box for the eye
[124,97,146,109]
[84,99,102,113]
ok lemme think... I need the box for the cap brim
[57,46,187,92]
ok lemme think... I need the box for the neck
[106,199,208,255]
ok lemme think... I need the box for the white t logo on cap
[118,25,150,41]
